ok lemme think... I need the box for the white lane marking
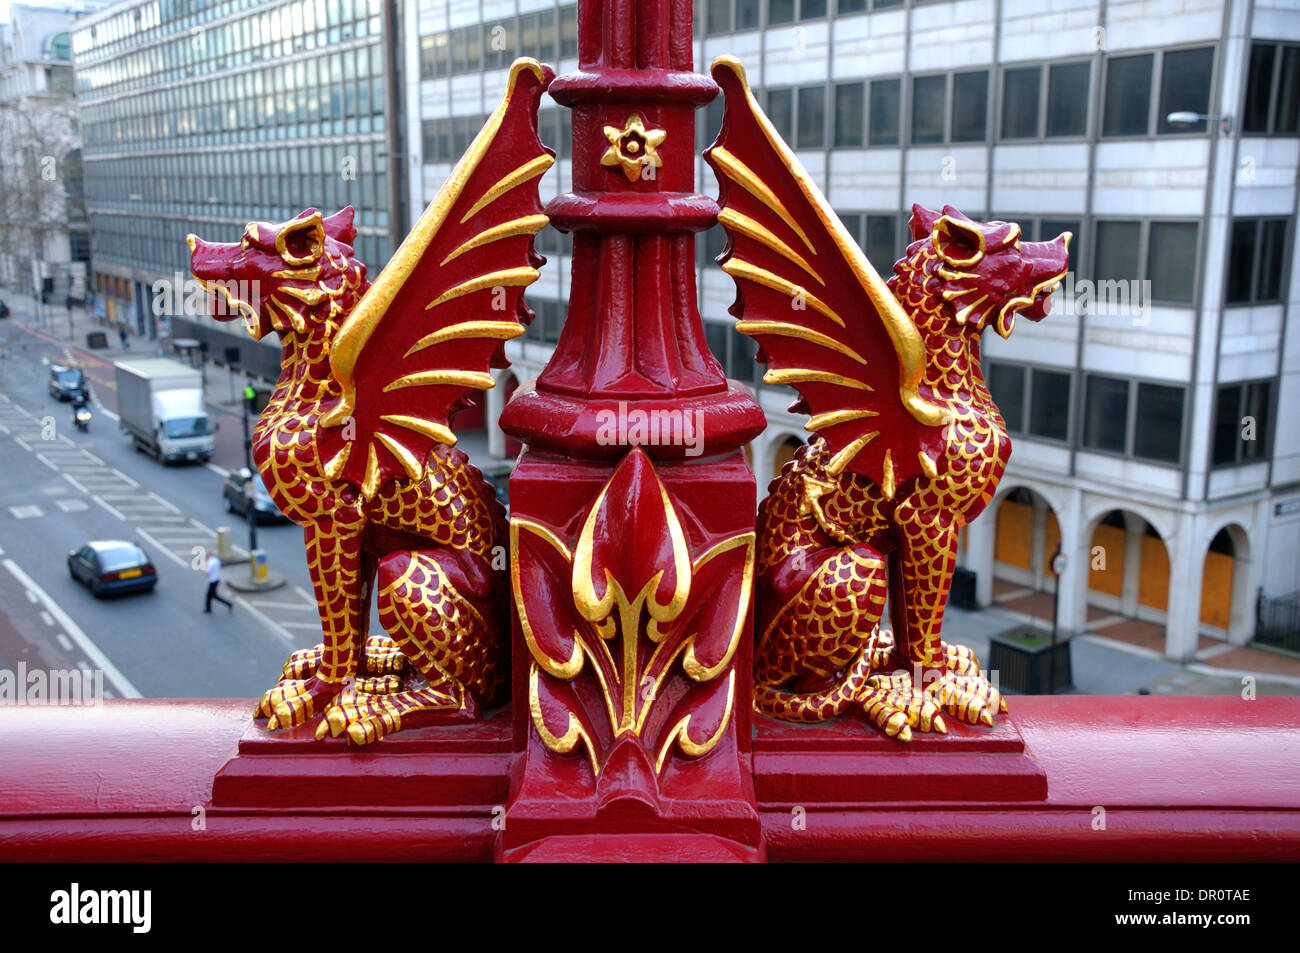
[56,634,73,651]
[40,611,54,626]
[134,528,190,568]
[7,505,43,519]
[55,498,89,513]
[2,558,141,698]
[96,406,119,422]
[24,589,37,603]
[293,585,316,604]
[14,436,31,451]
[278,621,323,630]
[206,463,231,478]
[81,451,105,464]
[92,496,127,521]
[231,595,297,650]
[62,473,90,494]
[147,492,181,513]
[35,455,60,472]
[108,469,139,487]
[245,601,317,611]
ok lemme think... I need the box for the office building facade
[72,0,401,376]
[408,0,1299,659]
[0,3,102,301]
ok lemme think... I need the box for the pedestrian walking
[118,325,129,348]
[204,550,233,614]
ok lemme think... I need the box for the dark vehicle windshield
[164,416,211,438]
[56,369,84,385]
[97,545,146,572]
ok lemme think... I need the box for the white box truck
[114,357,215,463]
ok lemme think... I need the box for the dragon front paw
[858,673,947,742]
[281,644,325,680]
[315,686,403,745]
[923,669,1006,727]
[257,674,345,730]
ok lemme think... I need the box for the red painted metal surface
[1,698,1297,861]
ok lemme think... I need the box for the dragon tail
[752,645,875,723]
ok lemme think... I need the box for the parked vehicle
[48,364,88,402]
[72,398,92,432]
[0,299,10,318]
[221,467,289,523]
[114,357,215,463]
[482,463,513,510]
[67,540,157,597]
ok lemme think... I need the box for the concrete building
[0,2,106,302]
[409,0,1299,660]
[71,0,404,378]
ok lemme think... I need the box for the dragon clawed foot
[857,673,947,742]
[923,667,1007,727]
[280,637,408,681]
[315,684,404,745]
[257,674,346,730]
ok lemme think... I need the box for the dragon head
[902,204,1070,339]
[187,207,367,341]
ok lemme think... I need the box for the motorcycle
[73,402,92,432]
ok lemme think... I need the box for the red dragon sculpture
[706,56,1071,740]
[188,60,554,744]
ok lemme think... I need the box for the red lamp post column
[499,0,767,860]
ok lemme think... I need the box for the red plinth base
[212,711,513,809]
[2,697,1299,861]
[755,708,1048,805]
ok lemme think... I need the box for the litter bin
[987,625,1073,694]
[950,567,977,610]
[85,331,108,350]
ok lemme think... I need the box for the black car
[67,540,157,597]
[0,300,9,319]
[221,467,289,523]
[49,364,87,401]
[481,463,513,506]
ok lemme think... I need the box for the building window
[707,0,732,33]
[1103,47,1214,137]
[1001,66,1040,139]
[910,74,946,144]
[951,70,989,142]
[737,0,760,29]
[1083,375,1185,464]
[766,87,793,143]
[988,363,1026,432]
[796,85,825,148]
[1147,221,1198,303]
[1226,218,1289,305]
[869,78,900,145]
[1212,380,1273,466]
[911,70,987,144]
[988,362,1071,443]
[1046,61,1090,137]
[834,81,864,147]
[768,0,795,25]
[1242,42,1300,135]
[1133,383,1184,463]
[1102,54,1153,137]
[1083,375,1130,454]
[1093,219,1199,305]
[1156,47,1215,134]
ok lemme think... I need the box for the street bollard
[251,549,268,584]
[215,527,235,561]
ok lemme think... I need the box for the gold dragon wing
[317,59,554,498]
[705,56,948,493]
